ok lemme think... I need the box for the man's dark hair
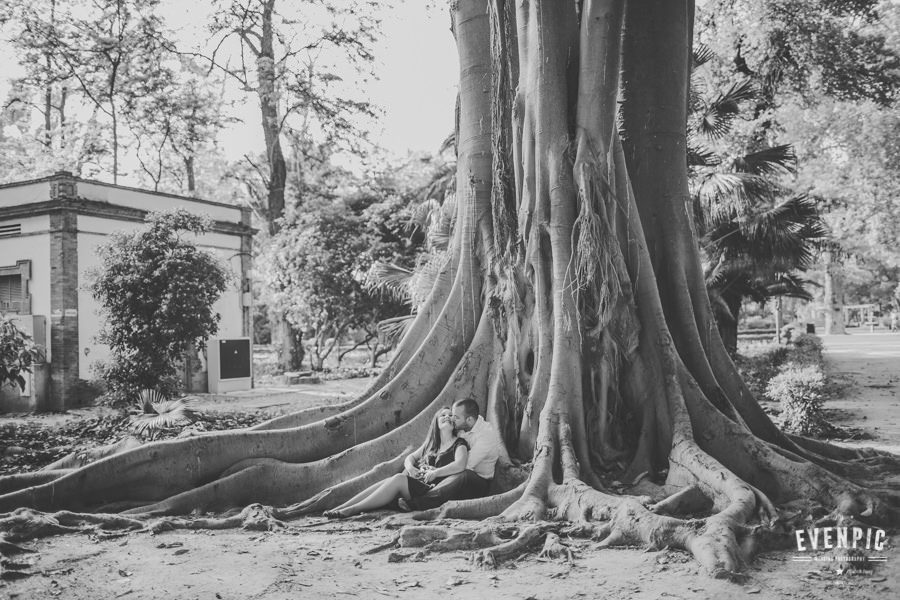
[453,398,480,420]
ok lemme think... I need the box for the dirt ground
[2,334,899,600]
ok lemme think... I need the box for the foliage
[130,389,198,439]
[697,0,900,310]
[90,209,229,405]
[734,343,791,399]
[0,316,44,391]
[765,363,827,436]
[262,203,406,370]
[688,46,827,343]
[0,410,269,475]
[124,57,233,193]
[1,0,176,181]
[697,0,900,109]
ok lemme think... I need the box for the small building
[0,171,253,411]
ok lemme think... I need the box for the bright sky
[1,1,459,174]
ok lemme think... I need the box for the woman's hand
[404,465,420,478]
[423,468,438,483]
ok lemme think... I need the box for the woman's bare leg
[329,479,388,513]
[333,474,412,517]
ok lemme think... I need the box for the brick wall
[49,201,79,410]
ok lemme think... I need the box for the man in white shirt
[401,398,503,511]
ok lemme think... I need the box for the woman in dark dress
[324,407,469,518]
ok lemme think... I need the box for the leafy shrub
[734,343,791,398]
[0,316,44,391]
[765,364,827,436]
[89,209,229,406]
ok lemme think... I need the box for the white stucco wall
[78,181,243,223]
[0,181,48,209]
[76,215,246,380]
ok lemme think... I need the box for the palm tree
[688,46,828,354]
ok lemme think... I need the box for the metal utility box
[207,337,252,393]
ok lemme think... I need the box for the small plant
[130,389,198,439]
[765,364,827,436]
[0,316,44,391]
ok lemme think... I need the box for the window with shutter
[0,274,22,313]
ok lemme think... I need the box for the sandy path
[822,333,900,455]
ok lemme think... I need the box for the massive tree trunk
[2,0,899,578]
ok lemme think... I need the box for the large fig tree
[2,0,898,578]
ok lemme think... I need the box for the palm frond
[377,314,414,347]
[696,172,781,215]
[364,262,413,303]
[696,80,755,139]
[687,141,721,168]
[732,144,797,176]
[428,194,457,252]
[438,131,456,155]
[714,79,756,108]
[692,43,716,70]
[407,198,441,234]
[131,392,197,436]
[408,252,448,306]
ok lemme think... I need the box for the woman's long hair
[420,406,450,461]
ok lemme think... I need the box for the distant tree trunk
[110,98,119,184]
[253,0,298,371]
[184,155,196,194]
[42,0,56,149]
[823,250,846,335]
[719,295,742,356]
[58,86,67,144]
[774,297,783,343]
[256,0,287,234]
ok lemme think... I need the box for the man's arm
[404,446,423,477]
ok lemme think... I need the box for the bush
[734,343,790,398]
[0,316,44,391]
[765,364,827,436]
[89,210,229,406]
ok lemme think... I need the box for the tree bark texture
[1,0,898,579]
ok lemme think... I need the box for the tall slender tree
[193,0,380,370]
[2,1,898,578]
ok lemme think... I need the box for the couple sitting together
[324,399,503,518]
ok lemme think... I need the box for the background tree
[687,49,827,351]
[90,209,229,405]
[696,0,900,332]
[3,1,900,580]
[263,190,415,371]
[124,57,232,194]
[186,0,381,371]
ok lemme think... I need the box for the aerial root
[0,471,75,495]
[0,508,146,542]
[649,484,712,516]
[538,531,574,562]
[396,521,565,568]
[149,503,287,533]
[0,502,298,551]
[471,523,552,568]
